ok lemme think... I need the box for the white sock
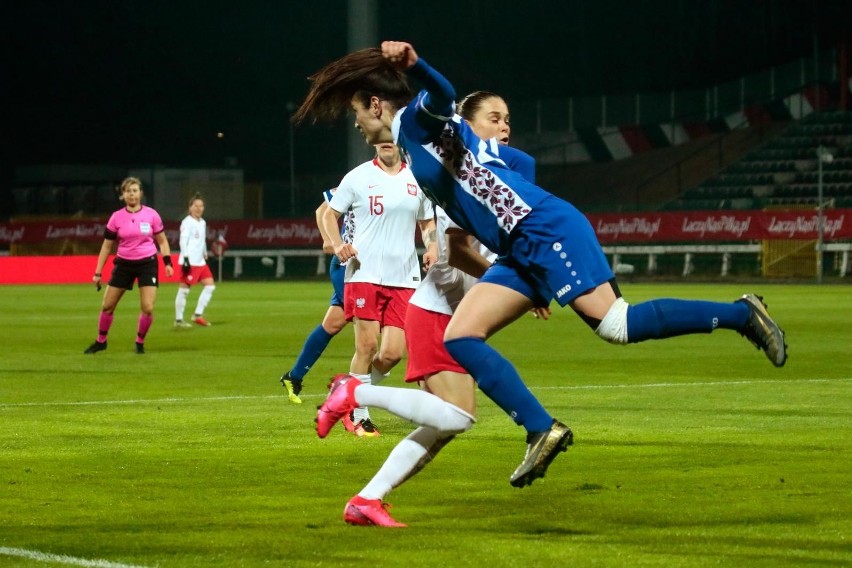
[194,285,215,316]
[354,384,474,434]
[175,287,190,321]
[360,427,446,500]
[351,373,371,423]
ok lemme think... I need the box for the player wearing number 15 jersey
[322,143,437,436]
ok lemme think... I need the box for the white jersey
[410,207,496,315]
[178,215,207,266]
[329,158,433,288]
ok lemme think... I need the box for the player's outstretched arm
[386,41,455,115]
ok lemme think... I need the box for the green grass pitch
[1,281,850,567]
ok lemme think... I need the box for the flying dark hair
[292,48,413,125]
[457,91,503,121]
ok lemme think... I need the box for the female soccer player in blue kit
[293,41,787,489]
[279,189,353,404]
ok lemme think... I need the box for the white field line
[0,546,152,568]
[0,378,847,409]
[533,377,851,390]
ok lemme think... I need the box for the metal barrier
[216,244,850,281]
[602,243,851,277]
[218,249,326,280]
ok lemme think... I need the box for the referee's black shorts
[109,256,160,290]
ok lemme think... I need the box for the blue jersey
[392,67,550,257]
[392,58,613,306]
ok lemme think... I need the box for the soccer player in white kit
[174,194,216,327]
[321,143,437,436]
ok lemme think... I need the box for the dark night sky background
[4,0,850,206]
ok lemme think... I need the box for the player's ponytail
[293,48,412,126]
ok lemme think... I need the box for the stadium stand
[661,111,852,211]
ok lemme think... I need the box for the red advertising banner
[0,254,181,284]
[0,219,323,247]
[590,209,851,243]
[1,209,850,247]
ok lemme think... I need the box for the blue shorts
[479,196,613,307]
[329,256,345,307]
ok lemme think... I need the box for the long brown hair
[292,48,412,125]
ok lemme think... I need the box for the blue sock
[626,299,749,343]
[289,325,335,380]
[445,337,553,433]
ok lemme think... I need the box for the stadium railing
[602,243,851,277]
[222,249,326,279]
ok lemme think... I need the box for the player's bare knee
[595,297,629,345]
[323,311,347,334]
[324,320,346,335]
[356,340,378,359]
